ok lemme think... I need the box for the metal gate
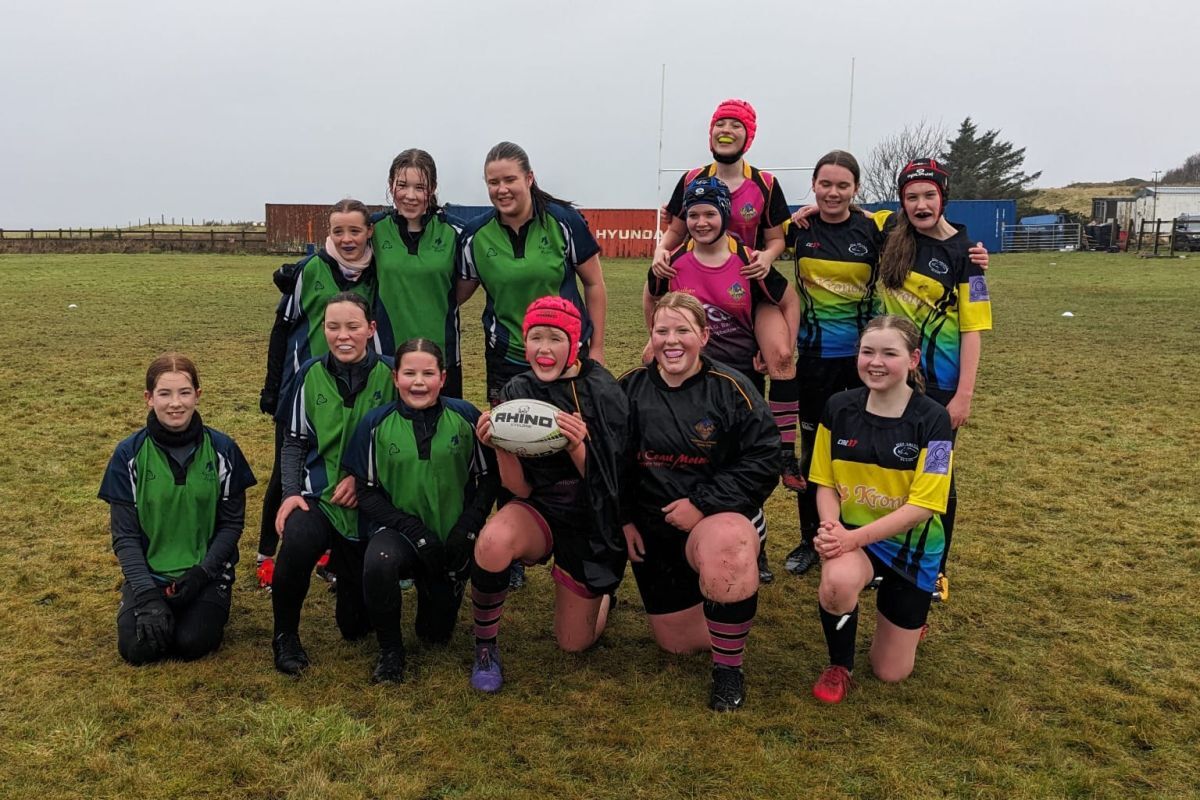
[1000,223,1082,252]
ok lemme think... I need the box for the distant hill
[1027,181,1147,218]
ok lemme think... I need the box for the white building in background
[1132,186,1200,227]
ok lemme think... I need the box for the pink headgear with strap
[710,98,757,152]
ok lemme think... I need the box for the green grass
[0,251,1197,799]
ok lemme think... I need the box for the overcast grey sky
[1,0,1191,227]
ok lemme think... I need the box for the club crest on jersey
[727,282,746,302]
[928,258,950,275]
[316,393,328,405]
[486,247,498,257]
[693,418,716,440]
[848,242,869,257]
[372,390,383,402]
[924,441,952,475]
[969,275,990,302]
[740,202,757,221]
[450,434,460,448]
[432,235,445,251]
[389,443,402,455]
[313,280,325,291]
[381,240,393,250]
[892,443,919,462]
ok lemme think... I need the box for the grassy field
[0,251,1197,799]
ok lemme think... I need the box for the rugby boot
[372,646,406,684]
[272,632,310,676]
[709,665,746,712]
[812,665,852,704]
[470,644,503,693]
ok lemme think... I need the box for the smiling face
[323,300,376,364]
[393,350,444,410]
[901,180,944,233]
[710,117,747,160]
[145,371,200,432]
[391,166,433,224]
[813,163,858,223]
[652,306,709,384]
[524,325,571,381]
[685,203,724,245]
[857,327,920,393]
[329,210,371,261]
[485,158,534,224]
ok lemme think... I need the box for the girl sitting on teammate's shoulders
[342,339,498,684]
[99,354,256,665]
[808,315,954,704]
[467,296,629,693]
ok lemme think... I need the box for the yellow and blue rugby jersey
[809,387,953,591]
[878,226,992,392]
[788,210,891,358]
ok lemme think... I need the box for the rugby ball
[490,398,568,458]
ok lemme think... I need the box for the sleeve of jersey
[456,231,479,281]
[871,209,893,234]
[98,440,136,505]
[907,412,954,514]
[764,177,790,228]
[220,436,258,496]
[807,423,836,489]
[341,411,382,485]
[665,175,687,220]
[560,206,601,265]
[958,260,993,332]
[688,383,781,515]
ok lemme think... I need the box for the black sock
[819,603,858,670]
[471,563,511,646]
[704,593,758,669]
[768,376,799,452]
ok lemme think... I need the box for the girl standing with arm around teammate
[808,315,955,703]
[372,149,467,398]
[99,354,256,665]
[258,200,379,585]
[620,293,780,712]
[457,142,609,406]
[466,297,628,693]
[343,339,498,684]
[270,293,397,676]
[876,158,992,591]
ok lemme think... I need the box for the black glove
[133,589,174,651]
[444,524,477,583]
[259,389,278,416]
[401,525,446,576]
[169,565,211,606]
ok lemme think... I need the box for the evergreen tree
[941,117,1041,199]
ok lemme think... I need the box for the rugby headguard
[897,158,951,211]
[710,98,757,161]
[523,296,583,365]
[681,176,732,239]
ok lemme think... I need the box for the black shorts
[797,355,861,437]
[631,510,765,615]
[866,549,932,630]
[511,478,601,597]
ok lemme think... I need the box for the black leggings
[117,578,232,666]
[362,529,464,651]
[258,422,285,557]
[271,505,369,640]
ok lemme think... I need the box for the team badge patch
[969,275,990,302]
[892,443,919,462]
[727,282,746,302]
[928,258,950,275]
[924,441,952,475]
[693,418,716,440]
[740,202,757,221]
[848,242,869,257]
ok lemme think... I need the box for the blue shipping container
[788,200,1015,253]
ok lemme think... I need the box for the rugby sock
[819,603,858,670]
[704,593,758,669]
[768,377,799,449]
[471,563,510,646]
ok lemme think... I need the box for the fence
[0,228,266,244]
[1135,219,1198,256]
[999,223,1083,252]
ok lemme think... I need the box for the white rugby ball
[490,398,568,458]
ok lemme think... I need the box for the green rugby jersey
[280,251,378,384]
[99,427,255,578]
[342,399,486,541]
[286,354,397,540]
[458,203,599,365]
[371,210,462,364]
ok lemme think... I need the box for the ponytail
[877,211,917,290]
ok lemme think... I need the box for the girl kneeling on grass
[620,292,780,712]
[271,293,396,676]
[467,297,629,693]
[808,315,954,704]
[100,354,256,665]
[342,339,498,684]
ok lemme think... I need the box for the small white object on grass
[67,304,78,309]
[1062,311,1075,317]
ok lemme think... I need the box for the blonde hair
[652,291,708,333]
[861,315,925,393]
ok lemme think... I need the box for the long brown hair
[387,149,440,212]
[861,314,925,393]
[877,210,917,290]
